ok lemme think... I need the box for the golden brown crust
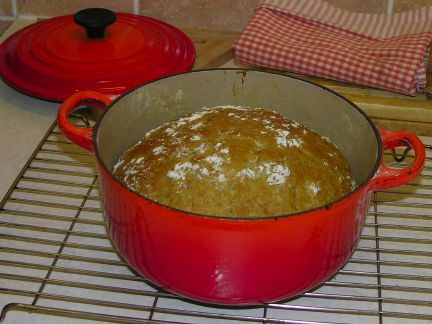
[113,107,355,217]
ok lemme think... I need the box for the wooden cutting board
[182,28,432,136]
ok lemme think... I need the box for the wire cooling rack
[0,121,431,324]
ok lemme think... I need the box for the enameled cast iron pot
[57,69,425,305]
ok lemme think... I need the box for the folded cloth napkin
[233,0,432,95]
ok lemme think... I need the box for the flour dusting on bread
[113,106,356,217]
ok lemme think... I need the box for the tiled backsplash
[0,0,260,31]
[0,0,432,31]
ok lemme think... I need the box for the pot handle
[370,129,425,191]
[57,91,113,152]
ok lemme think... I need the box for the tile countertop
[0,19,97,323]
[0,19,60,200]
[0,18,431,324]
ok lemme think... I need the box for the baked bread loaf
[113,106,356,218]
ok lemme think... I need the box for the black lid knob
[74,8,117,39]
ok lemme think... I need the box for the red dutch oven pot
[57,69,425,305]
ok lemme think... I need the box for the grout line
[386,0,394,15]
[133,0,140,14]
[0,15,16,21]
[11,0,18,18]
[17,14,51,20]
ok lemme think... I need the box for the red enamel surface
[57,91,113,152]
[371,129,426,191]
[98,162,371,304]
[0,13,195,102]
[57,89,426,305]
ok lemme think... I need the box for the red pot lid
[0,8,195,102]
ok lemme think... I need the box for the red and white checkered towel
[233,0,432,95]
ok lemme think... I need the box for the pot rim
[93,68,382,221]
